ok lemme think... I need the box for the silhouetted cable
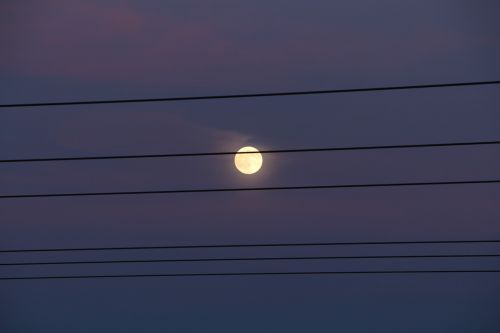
[1,80,498,108]
[2,140,499,164]
[1,239,499,254]
[2,254,499,266]
[1,179,498,200]
[2,270,500,281]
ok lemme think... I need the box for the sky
[1,1,500,332]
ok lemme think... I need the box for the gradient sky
[1,1,500,332]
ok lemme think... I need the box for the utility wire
[1,179,498,200]
[2,254,499,267]
[2,270,500,281]
[2,140,499,164]
[0,80,498,108]
[2,239,499,254]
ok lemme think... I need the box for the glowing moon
[234,146,263,174]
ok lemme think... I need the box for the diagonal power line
[0,80,498,108]
[2,270,500,281]
[2,239,499,254]
[1,140,499,164]
[1,254,499,267]
[1,179,499,200]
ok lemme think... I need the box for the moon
[234,146,263,174]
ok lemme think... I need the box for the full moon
[234,146,263,174]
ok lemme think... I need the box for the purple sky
[1,1,499,332]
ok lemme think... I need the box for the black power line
[2,140,499,164]
[1,80,498,108]
[2,254,499,267]
[2,270,500,281]
[1,179,498,200]
[2,239,499,254]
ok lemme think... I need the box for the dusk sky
[1,1,500,332]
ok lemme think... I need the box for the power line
[2,270,500,281]
[1,179,498,200]
[2,140,499,164]
[2,239,499,254]
[1,80,498,108]
[2,254,499,266]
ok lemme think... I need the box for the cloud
[3,1,497,87]
[0,106,251,156]
[0,0,227,83]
